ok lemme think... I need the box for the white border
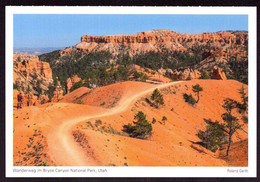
[6,6,257,178]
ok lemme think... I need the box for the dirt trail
[47,81,183,166]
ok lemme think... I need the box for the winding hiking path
[47,81,183,166]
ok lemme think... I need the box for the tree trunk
[226,134,232,156]
[196,92,200,103]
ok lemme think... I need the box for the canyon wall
[59,30,248,57]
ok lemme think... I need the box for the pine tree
[238,84,248,112]
[221,99,243,156]
[124,111,152,139]
[197,120,227,152]
[192,84,203,103]
[151,88,164,108]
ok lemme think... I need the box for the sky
[14,14,248,48]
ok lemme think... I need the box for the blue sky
[14,14,248,48]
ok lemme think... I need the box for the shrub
[76,99,83,104]
[95,120,102,127]
[162,116,167,125]
[40,99,47,105]
[152,118,156,124]
[197,120,227,152]
[237,84,248,113]
[228,58,248,84]
[151,88,164,108]
[200,71,210,79]
[13,83,20,90]
[183,93,196,106]
[86,121,94,128]
[34,79,43,96]
[70,80,87,92]
[17,56,21,62]
[105,125,123,135]
[133,71,148,82]
[186,76,192,80]
[242,115,248,124]
[123,111,152,139]
[46,84,56,101]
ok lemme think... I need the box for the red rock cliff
[80,30,248,45]
[13,54,53,106]
[59,30,248,57]
[13,54,52,80]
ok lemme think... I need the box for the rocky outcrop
[51,81,64,102]
[13,54,52,80]
[66,75,81,93]
[211,66,227,80]
[59,47,72,55]
[13,54,53,96]
[51,88,64,102]
[63,30,248,57]
[13,89,49,109]
[196,47,248,70]
[80,30,247,46]
[13,54,54,108]
[166,68,201,80]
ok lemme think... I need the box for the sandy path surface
[47,81,183,166]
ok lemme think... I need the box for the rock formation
[13,54,52,80]
[166,68,201,80]
[211,66,227,80]
[60,30,248,57]
[13,54,54,108]
[80,30,247,46]
[66,75,81,93]
[13,54,53,95]
[13,89,48,109]
[51,89,64,102]
[51,81,64,102]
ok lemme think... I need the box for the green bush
[162,116,167,125]
[228,58,248,84]
[123,111,152,139]
[76,99,83,104]
[242,115,248,124]
[95,120,102,127]
[70,80,87,92]
[133,71,148,82]
[197,120,227,152]
[200,71,210,79]
[151,89,164,108]
[33,79,43,96]
[13,83,19,90]
[183,93,196,106]
[237,84,248,113]
[46,84,56,101]
[40,99,47,105]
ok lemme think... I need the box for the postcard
[6,6,257,177]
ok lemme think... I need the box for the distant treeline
[39,45,248,93]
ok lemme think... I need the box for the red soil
[13,80,248,166]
